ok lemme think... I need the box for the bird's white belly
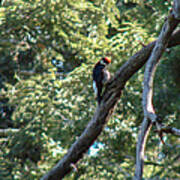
[93,81,98,96]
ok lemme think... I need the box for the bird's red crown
[103,57,111,64]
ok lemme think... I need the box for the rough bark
[134,1,180,179]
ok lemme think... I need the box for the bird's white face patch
[93,81,98,96]
[100,60,106,65]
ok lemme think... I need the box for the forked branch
[134,0,180,179]
[41,8,180,180]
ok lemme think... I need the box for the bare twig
[0,128,20,137]
[160,126,180,136]
[19,70,63,76]
[134,1,180,179]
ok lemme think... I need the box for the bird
[92,57,111,104]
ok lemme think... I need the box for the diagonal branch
[134,1,180,179]
[41,28,180,180]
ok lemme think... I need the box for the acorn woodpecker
[93,57,111,104]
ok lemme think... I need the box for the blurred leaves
[0,0,179,179]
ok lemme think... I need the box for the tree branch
[173,0,180,19]
[134,1,180,179]
[133,118,153,179]
[41,27,180,180]
[143,12,179,124]
[160,126,180,136]
[0,128,20,137]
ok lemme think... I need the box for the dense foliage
[0,0,179,179]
